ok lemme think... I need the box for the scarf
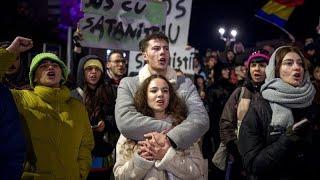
[261,46,316,128]
[138,64,177,84]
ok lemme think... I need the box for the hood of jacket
[76,55,106,89]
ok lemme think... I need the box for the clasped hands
[138,131,171,161]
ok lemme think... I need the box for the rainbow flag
[256,0,304,29]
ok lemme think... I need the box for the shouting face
[143,39,170,75]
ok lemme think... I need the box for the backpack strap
[76,87,84,99]
[239,87,245,102]
[236,87,251,137]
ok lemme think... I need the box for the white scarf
[138,64,177,84]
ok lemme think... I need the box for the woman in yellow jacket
[1,37,94,180]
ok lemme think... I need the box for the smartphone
[292,118,309,131]
[91,124,99,129]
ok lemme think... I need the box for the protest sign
[79,0,166,50]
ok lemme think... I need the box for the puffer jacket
[238,98,320,180]
[0,48,16,77]
[1,51,94,179]
[10,86,94,180]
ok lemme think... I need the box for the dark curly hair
[134,74,188,126]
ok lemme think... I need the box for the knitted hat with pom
[29,52,69,88]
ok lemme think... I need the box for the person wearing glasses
[238,46,320,179]
[105,50,127,91]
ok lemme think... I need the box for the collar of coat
[138,64,177,84]
[34,85,70,104]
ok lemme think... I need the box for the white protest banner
[79,0,166,50]
[128,47,194,75]
[128,0,194,75]
[164,0,193,47]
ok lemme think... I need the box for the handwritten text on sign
[128,47,195,75]
[79,0,166,50]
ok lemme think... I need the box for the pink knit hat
[244,51,271,68]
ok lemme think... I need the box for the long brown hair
[134,74,188,126]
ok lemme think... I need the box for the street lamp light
[218,27,238,43]
[218,27,225,36]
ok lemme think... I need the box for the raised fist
[6,36,33,54]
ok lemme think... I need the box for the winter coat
[0,84,26,179]
[115,64,209,150]
[0,48,16,77]
[0,48,94,179]
[113,135,206,180]
[220,82,262,145]
[238,98,320,180]
[9,86,94,180]
[71,55,117,157]
[114,115,206,180]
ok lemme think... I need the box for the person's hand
[73,28,83,46]
[94,120,105,132]
[6,36,33,54]
[73,28,83,53]
[286,119,311,141]
[144,131,168,147]
[140,132,171,160]
[138,139,154,161]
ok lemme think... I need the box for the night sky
[0,0,318,55]
[188,0,320,54]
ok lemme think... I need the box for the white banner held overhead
[79,0,167,51]
[164,0,193,47]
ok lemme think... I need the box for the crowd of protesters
[1,25,320,180]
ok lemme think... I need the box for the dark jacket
[71,55,117,156]
[238,97,320,180]
[220,84,262,146]
[0,84,26,179]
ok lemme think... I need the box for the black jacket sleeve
[238,100,299,176]
[0,84,26,179]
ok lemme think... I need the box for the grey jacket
[115,70,209,149]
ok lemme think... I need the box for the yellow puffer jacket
[0,48,94,179]
[11,85,94,180]
[0,48,16,78]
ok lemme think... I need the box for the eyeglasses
[109,59,125,64]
